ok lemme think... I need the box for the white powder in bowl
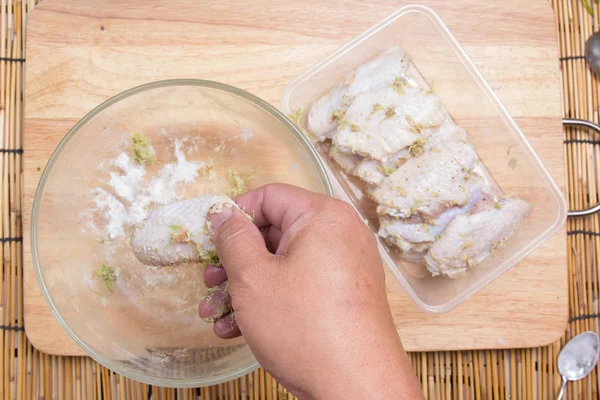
[86,140,209,240]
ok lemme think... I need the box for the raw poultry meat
[131,195,233,266]
[372,140,483,219]
[328,145,362,174]
[353,153,406,187]
[307,47,530,277]
[352,120,465,187]
[332,87,422,161]
[424,198,530,277]
[378,187,486,255]
[307,47,408,141]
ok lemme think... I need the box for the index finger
[234,184,331,231]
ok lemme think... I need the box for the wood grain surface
[23,0,567,356]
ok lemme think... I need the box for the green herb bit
[227,166,260,196]
[460,240,474,250]
[93,264,117,293]
[391,75,407,95]
[288,108,303,126]
[491,241,501,252]
[198,158,215,178]
[395,186,408,197]
[36,167,41,172]
[170,226,191,244]
[405,115,427,132]
[508,158,518,170]
[214,139,226,152]
[434,234,442,242]
[331,109,346,122]
[131,132,155,164]
[408,140,425,157]
[344,72,357,85]
[89,287,103,297]
[461,167,473,181]
[584,0,595,15]
[371,103,384,115]
[378,164,396,176]
[341,95,352,107]
[201,249,221,266]
[494,202,502,210]
[380,106,396,122]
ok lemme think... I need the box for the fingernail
[209,204,233,229]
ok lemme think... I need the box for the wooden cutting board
[23,0,567,355]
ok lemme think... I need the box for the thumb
[208,202,273,281]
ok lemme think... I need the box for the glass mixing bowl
[31,80,332,387]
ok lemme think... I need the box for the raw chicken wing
[131,195,233,266]
[424,198,530,277]
[307,48,408,141]
[373,141,483,219]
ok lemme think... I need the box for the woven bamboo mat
[1,0,599,398]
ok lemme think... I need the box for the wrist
[306,335,420,399]
[308,362,410,399]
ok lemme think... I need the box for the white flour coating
[109,154,146,202]
[88,140,210,240]
[237,127,253,142]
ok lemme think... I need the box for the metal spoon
[556,331,600,399]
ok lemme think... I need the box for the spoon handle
[556,376,567,400]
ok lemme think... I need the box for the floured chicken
[131,195,234,266]
[304,47,530,278]
[307,47,408,141]
[425,198,530,277]
[372,140,483,219]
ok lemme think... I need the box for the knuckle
[331,199,359,219]
[216,221,255,252]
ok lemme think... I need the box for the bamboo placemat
[1,0,599,398]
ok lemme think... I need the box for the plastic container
[281,5,567,313]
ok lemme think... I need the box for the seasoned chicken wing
[308,46,531,278]
[373,140,483,219]
[424,198,530,277]
[131,195,233,266]
[422,119,468,150]
[328,145,362,174]
[333,87,421,161]
[353,150,408,186]
[378,187,486,257]
[394,86,448,130]
[307,48,408,141]
[352,120,465,187]
[307,85,347,142]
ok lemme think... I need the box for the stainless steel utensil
[556,331,599,399]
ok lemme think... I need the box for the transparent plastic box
[281,5,567,313]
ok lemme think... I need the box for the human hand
[199,184,422,399]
